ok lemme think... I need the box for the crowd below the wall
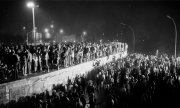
[1,52,180,108]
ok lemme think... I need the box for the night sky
[0,0,180,55]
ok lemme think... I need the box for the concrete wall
[0,51,127,104]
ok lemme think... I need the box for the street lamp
[60,29,64,34]
[167,15,178,67]
[23,26,26,30]
[57,29,64,42]
[81,31,87,42]
[45,32,51,39]
[22,26,27,44]
[27,1,35,8]
[120,23,136,53]
[83,31,87,35]
[44,28,49,33]
[27,1,36,46]
[50,24,54,28]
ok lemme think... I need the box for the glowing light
[50,24,54,28]
[45,33,51,39]
[83,31,87,35]
[27,2,35,8]
[23,26,26,30]
[60,29,64,34]
[44,28,49,33]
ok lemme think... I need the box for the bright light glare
[60,29,64,34]
[45,33,51,39]
[44,28,49,33]
[23,26,26,30]
[83,31,87,35]
[27,2,35,8]
[50,24,54,28]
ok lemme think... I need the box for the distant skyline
[0,0,180,55]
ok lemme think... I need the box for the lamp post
[50,24,54,28]
[58,29,64,42]
[44,28,49,33]
[60,29,64,34]
[167,15,178,67]
[22,26,27,44]
[27,1,36,46]
[83,31,87,36]
[120,23,135,53]
[81,31,87,42]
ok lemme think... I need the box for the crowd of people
[0,73,90,108]
[0,41,124,84]
[95,53,180,108]
[1,52,180,108]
